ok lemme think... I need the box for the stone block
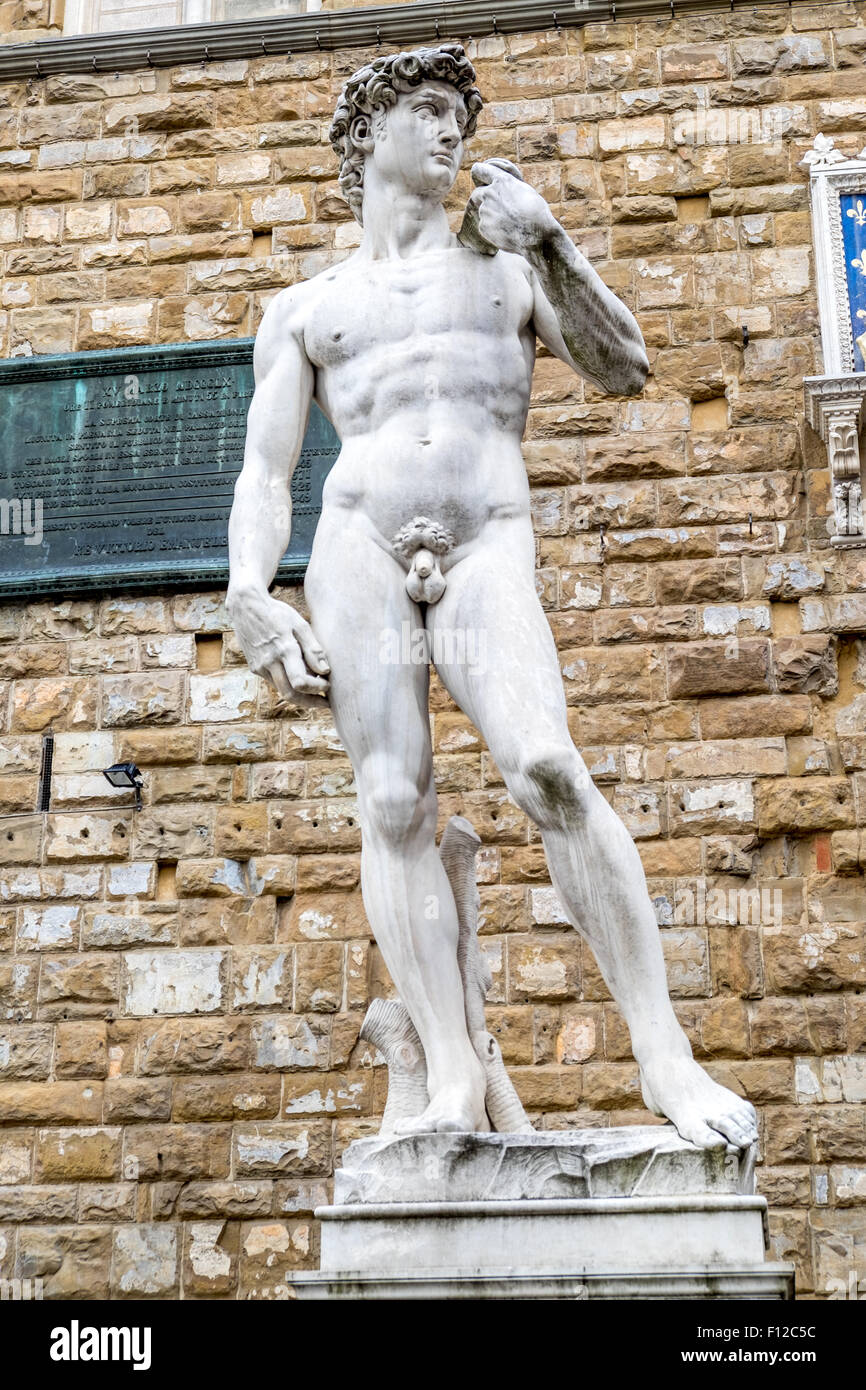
[101,673,183,727]
[233,1122,331,1177]
[55,1021,108,1078]
[755,778,855,836]
[123,949,226,1017]
[112,1225,178,1298]
[35,1127,121,1182]
[123,1124,230,1181]
[667,641,771,698]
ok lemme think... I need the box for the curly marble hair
[328,43,483,225]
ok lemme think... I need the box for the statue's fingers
[254,652,284,687]
[471,158,523,186]
[476,205,504,240]
[457,197,498,256]
[293,617,330,674]
[275,685,329,712]
[280,642,329,695]
[470,160,496,187]
[292,669,330,696]
[485,156,525,181]
[266,661,292,697]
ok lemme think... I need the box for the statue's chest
[306,258,520,369]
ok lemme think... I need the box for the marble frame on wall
[63,1,188,34]
[805,134,866,375]
[62,0,312,33]
[803,135,866,548]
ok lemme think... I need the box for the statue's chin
[416,164,457,199]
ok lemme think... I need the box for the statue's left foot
[640,1054,758,1151]
[393,1081,488,1135]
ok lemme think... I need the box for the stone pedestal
[287,1127,794,1300]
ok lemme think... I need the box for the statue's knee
[510,746,591,828]
[362,773,432,846]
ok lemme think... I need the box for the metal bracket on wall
[37,731,54,813]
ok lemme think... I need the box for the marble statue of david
[227,44,757,1149]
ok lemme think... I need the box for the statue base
[287,1127,794,1300]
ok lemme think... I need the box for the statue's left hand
[464,158,559,256]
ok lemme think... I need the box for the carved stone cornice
[804,374,866,547]
[0,0,832,81]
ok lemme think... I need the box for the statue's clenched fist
[227,588,330,706]
[460,158,559,257]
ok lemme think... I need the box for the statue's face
[369,81,467,200]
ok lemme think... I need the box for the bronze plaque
[0,338,339,599]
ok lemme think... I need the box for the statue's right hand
[226,588,330,702]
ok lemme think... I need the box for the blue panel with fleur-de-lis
[842,193,866,371]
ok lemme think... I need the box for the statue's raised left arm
[466,158,649,397]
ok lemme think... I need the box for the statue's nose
[439,122,459,150]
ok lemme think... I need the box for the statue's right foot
[393,1079,489,1135]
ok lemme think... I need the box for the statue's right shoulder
[258,258,350,334]
[254,256,358,377]
[252,279,314,378]
[259,278,311,334]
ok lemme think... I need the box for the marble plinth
[287,1127,794,1301]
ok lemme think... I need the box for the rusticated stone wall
[0,5,865,1299]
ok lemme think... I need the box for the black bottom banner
[1,1290,856,1379]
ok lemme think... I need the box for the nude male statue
[227,44,758,1150]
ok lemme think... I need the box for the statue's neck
[359,183,455,262]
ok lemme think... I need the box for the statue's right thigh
[304,515,432,775]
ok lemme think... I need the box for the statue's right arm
[228,288,310,598]
[226,288,330,700]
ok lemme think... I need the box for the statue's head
[328,44,483,224]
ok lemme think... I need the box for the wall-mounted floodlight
[102,762,144,811]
